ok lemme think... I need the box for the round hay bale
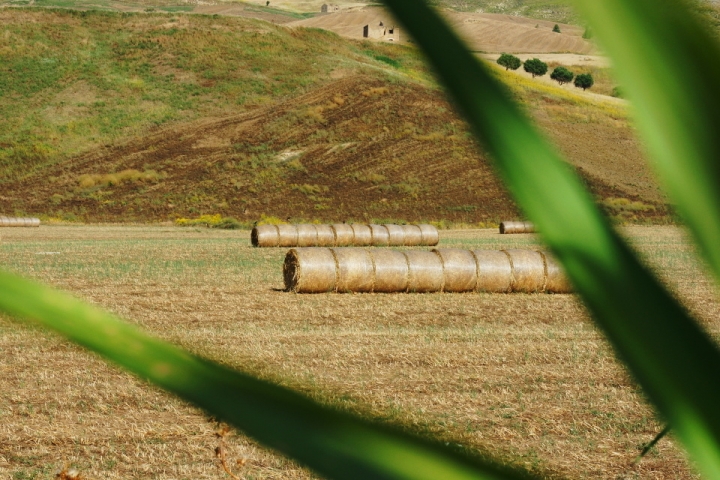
[283,248,337,293]
[251,225,279,247]
[0,216,7,226]
[277,224,300,247]
[473,250,513,292]
[418,224,440,246]
[433,249,477,292]
[8,217,19,227]
[369,224,390,246]
[385,224,405,246]
[315,224,336,247]
[541,251,573,293]
[372,250,410,292]
[499,221,535,234]
[334,248,374,292]
[505,249,545,292]
[351,224,373,246]
[296,224,319,247]
[405,251,444,292]
[401,224,423,246]
[30,218,41,227]
[332,224,355,246]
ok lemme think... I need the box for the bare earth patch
[0,225,715,479]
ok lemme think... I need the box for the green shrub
[574,73,595,90]
[496,53,522,71]
[553,24,561,33]
[550,66,574,85]
[523,58,548,78]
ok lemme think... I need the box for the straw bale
[251,225,279,247]
[505,249,545,292]
[542,251,574,293]
[285,247,571,294]
[277,224,300,247]
[433,249,478,292]
[418,224,440,246]
[369,224,390,246]
[401,224,423,246]
[351,224,373,246]
[499,221,535,234]
[296,224,319,247]
[315,224,336,247]
[371,250,410,292]
[405,251,444,292]
[331,224,355,246]
[473,250,513,292]
[385,224,406,246]
[283,248,337,293]
[0,216,40,227]
[334,248,374,292]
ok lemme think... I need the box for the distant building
[320,4,340,13]
[362,22,399,41]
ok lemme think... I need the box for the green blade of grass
[380,0,720,476]
[571,0,720,284]
[0,270,531,480]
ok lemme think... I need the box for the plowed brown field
[2,74,667,225]
[289,7,595,54]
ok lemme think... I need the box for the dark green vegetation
[552,23,560,32]
[574,73,594,90]
[496,53,521,71]
[549,66,573,85]
[522,57,547,77]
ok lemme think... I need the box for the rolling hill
[0,8,668,225]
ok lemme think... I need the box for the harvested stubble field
[0,225,717,479]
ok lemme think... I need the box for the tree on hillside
[582,26,593,39]
[497,53,521,71]
[553,24,561,33]
[575,73,595,91]
[550,66,574,85]
[523,58,548,78]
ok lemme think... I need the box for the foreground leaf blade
[380,0,720,476]
[571,0,720,285]
[0,270,529,480]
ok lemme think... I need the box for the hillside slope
[288,7,595,54]
[0,9,667,225]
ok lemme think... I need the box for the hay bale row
[284,248,572,294]
[252,223,439,247]
[0,216,40,227]
[499,221,535,234]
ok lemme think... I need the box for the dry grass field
[1,225,717,479]
[288,7,595,54]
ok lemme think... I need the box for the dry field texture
[1,225,717,479]
[288,7,595,54]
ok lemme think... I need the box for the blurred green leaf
[380,0,720,476]
[572,0,720,284]
[0,270,531,480]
